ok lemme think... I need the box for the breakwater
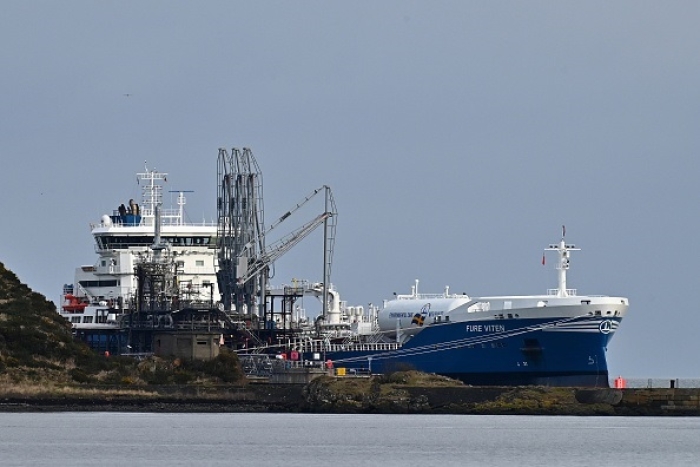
[302,377,700,415]
[2,376,700,415]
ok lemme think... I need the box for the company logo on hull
[411,303,430,326]
[598,319,613,334]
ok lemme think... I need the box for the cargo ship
[295,229,628,387]
[60,155,628,387]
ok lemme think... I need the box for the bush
[200,349,245,383]
[143,368,171,385]
[120,376,136,385]
[70,368,92,384]
[173,370,194,384]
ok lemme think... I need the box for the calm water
[0,412,698,466]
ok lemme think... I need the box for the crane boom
[235,185,332,271]
[237,210,333,284]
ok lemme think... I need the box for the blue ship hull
[312,316,619,387]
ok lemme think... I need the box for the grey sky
[2,2,698,379]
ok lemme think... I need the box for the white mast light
[543,225,580,297]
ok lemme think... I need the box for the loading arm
[234,185,336,285]
[237,210,334,285]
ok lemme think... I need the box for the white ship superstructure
[60,165,218,330]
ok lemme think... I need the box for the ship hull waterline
[303,316,620,388]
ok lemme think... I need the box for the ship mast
[544,225,580,297]
[135,162,167,226]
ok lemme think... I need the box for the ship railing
[301,340,400,353]
[91,212,217,229]
[271,360,326,371]
[346,329,385,344]
[547,288,577,296]
[240,355,329,376]
[240,354,274,376]
[395,293,462,300]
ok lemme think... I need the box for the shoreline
[2,382,699,416]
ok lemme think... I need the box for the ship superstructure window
[95,235,212,250]
[163,236,212,246]
[196,260,204,267]
[79,280,118,288]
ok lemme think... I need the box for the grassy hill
[0,261,94,376]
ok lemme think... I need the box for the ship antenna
[544,225,580,297]
[169,190,194,226]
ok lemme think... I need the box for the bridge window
[79,280,118,288]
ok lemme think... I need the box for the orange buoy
[614,376,626,388]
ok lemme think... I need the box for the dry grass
[0,380,159,399]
